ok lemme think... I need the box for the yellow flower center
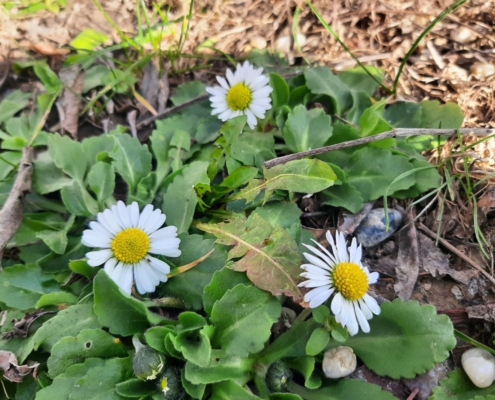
[227,83,252,111]
[332,262,369,301]
[111,228,150,264]
[160,377,170,394]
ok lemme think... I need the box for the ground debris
[0,350,39,383]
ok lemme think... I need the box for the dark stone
[354,208,402,247]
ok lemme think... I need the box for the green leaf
[159,234,226,310]
[47,329,128,377]
[419,101,464,129]
[69,259,98,279]
[36,291,78,308]
[48,133,88,181]
[33,151,73,194]
[87,161,115,205]
[34,62,63,94]
[111,134,152,193]
[391,157,441,199]
[283,105,333,153]
[304,67,351,115]
[230,131,275,169]
[182,372,206,399]
[93,270,166,336]
[320,182,364,214]
[145,326,174,353]
[116,378,157,398]
[171,81,207,105]
[210,284,281,357]
[211,380,261,400]
[431,368,495,400]
[203,268,251,316]
[196,214,304,303]
[0,264,60,310]
[70,29,109,51]
[175,328,211,367]
[36,214,75,254]
[184,351,252,385]
[270,73,290,111]
[251,201,301,230]
[286,356,321,390]
[359,100,394,147]
[383,102,421,128]
[326,300,456,379]
[338,66,383,97]
[161,161,210,234]
[0,90,31,124]
[60,180,99,217]
[195,116,223,144]
[33,304,101,351]
[81,134,116,166]
[258,320,321,365]
[343,147,415,201]
[219,166,259,192]
[289,379,398,400]
[306,328,330,356]
[236,159,336,203]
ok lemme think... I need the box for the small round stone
[461,348,495,388]
[354,208,402,247]
[322,346,357,379]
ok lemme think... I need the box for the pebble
[293,33,306,50]
[461,348,495,388]
[450,26,477,44]
[354,208,402,247]
[470,62,495,80]
[275,36,291,54]
[322,347,357,379]
[250,36,267,50]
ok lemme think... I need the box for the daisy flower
[82,201,181,295]
[206,61,273,130]
[299,230,380,336]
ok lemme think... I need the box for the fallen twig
[417,222,495,285]
[264,128,495,169]
[0,147,33,267]
[135,94,209,130]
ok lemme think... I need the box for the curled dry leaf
[466,304,495,323]
[57,65,86,139]
[394,211,419,300]
[0,147,33,266]
[1,310,56,340]
[0,350,40,383]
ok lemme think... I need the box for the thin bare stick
[264,128,495,169]
[135,94,209,130]
[417,222,495,285]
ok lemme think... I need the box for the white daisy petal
[226,68,236,86]
[303,253,332,271]
[129,202,140,227]
[142,210,166,234]
[331,292,344,316]
[368,271,379,284]
[216,76,230,90]
[354,303,370,334]
[305,287,334,308]
[86,249,113,266]
[98,210,121,235]
[358,299,373,320]
[245,110,257,129]
[82,230,111,248]
[104,258,118,276]
[363,294,381,315]
[82,202,181,297]
[345,302,359,336]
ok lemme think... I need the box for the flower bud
[157,366,184,399]
[266,361,292,392]
[322,346,356,379]
[132,335,165,380]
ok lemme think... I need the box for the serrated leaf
[211,380,261,400]
[115,378,157,398]
[304,67,351,115]
[0,264,60,310]
[48,133,87,181]
[0,90,32,124]
[320,182,364,214]
[33,304,101,351]
[210,284,281,357]
[290,379,398,400]
[61,180,99,217]
[431,368,495,400]
[47,329,127,377]
[171,81,207,105]
[161,161,210,234]
[343,147,415,201]
[184,351,251,385]
[93,270,166,336]
[283,105,333,153]
[230,131,275,169]
[203,268,251,316]
[159,234,226,310]
[87,161,115,205]
[326,299,456,379]
[236,159,336,203]
[196,214,304,302]
[176,328,211,367]
[111,134,152,193]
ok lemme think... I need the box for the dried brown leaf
[0,350,39,383]
[1,310,56,340]
[394,212,419,300]
[57,65,85,139]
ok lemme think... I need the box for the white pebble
[461,348,495,388]
[322,346,357,379]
